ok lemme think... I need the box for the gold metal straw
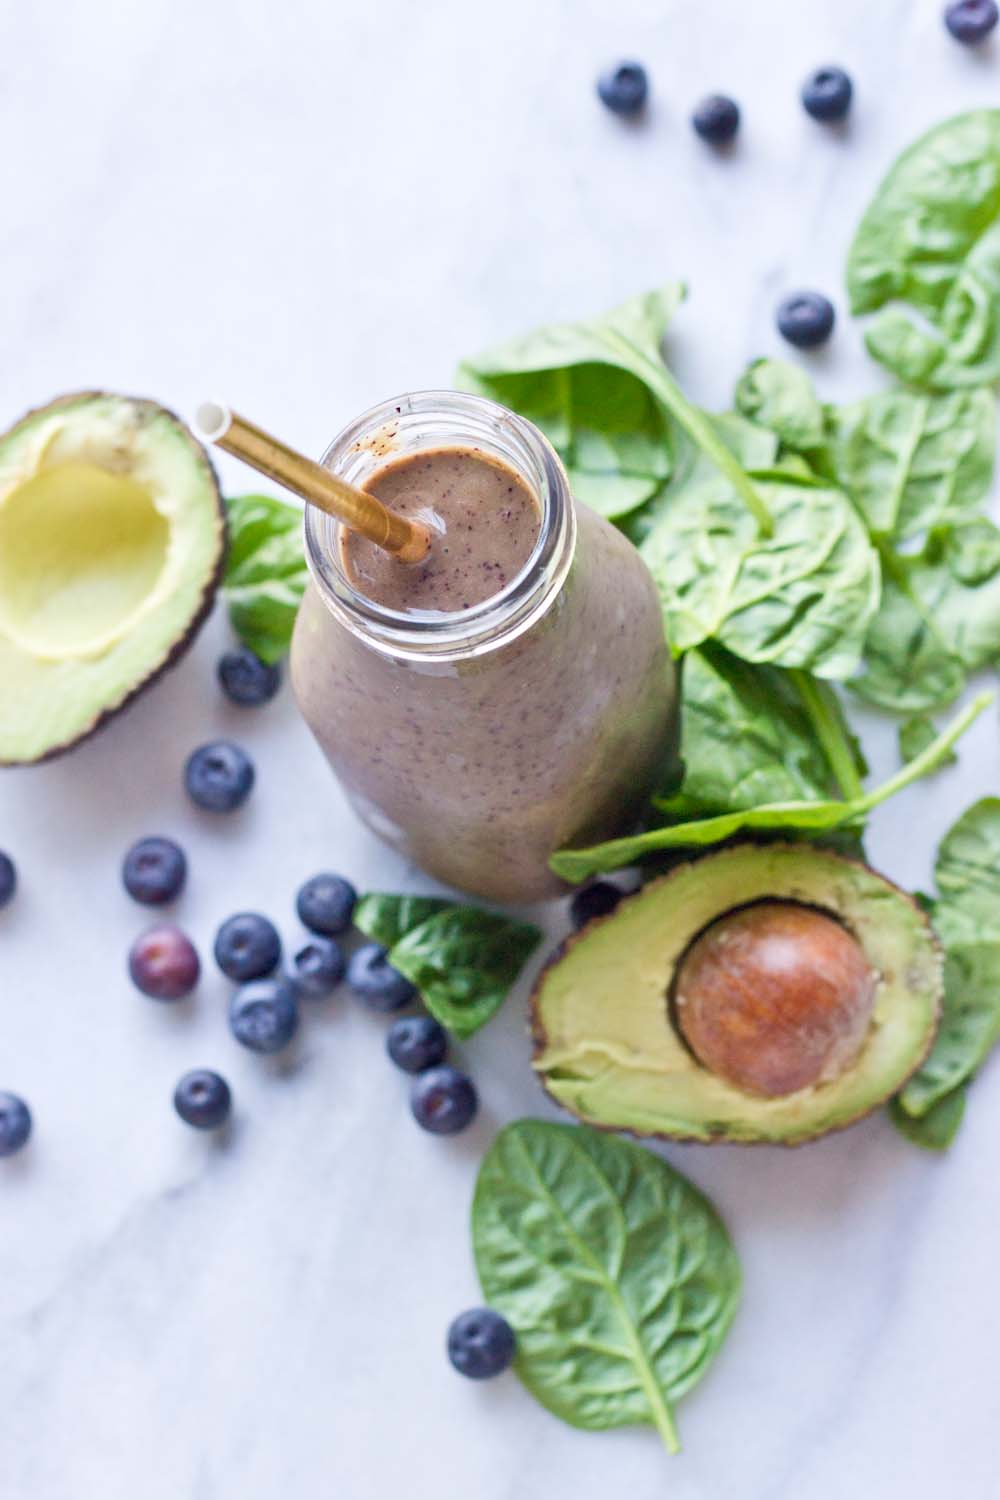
[195,403,431,563]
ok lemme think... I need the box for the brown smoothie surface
[343,445,540,612]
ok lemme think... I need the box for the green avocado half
[532,844,942,1145]
[0,392,225,763]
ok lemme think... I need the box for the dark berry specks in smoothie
[342,446,540,613]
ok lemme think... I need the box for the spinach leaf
[223,494,309,663]
[356,896,541,1039]
[639,471,880,678]
[846,110,1000,388]
[550,693,990,881]
[734,358,825,452]
[894,800,1000,1138]
[471,1120,740,1456]
[661,647,844,817]
[853,521,1000,713]
[898,714,957,768]
[826,387,995,540]
[353,893,453,949]
[459,284,774,534]
[888,1087,967,1151]
[457,286,683,519]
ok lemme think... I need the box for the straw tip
[194,401,231,443]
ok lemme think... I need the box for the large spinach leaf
[846,110,1000,388]
[827,387,995,540]
[888,1087,967,1152]
[894,800,1000,1140]
[852,521,1000,712]
[550,693,990,881]
[355,895,541,1039]
[223,494,309,662]
[639,471,880,678]
[472,1120,740,1456]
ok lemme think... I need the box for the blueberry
[691,94,740,145]
[229,977,299,1053]
[411,1065,478,1134]
[596,61,648,117]
[0,1092,31,1158]
[569,880,624,930]
[776,291,835,349]
[296,873,357,935]
[801,66,853,123]
[0,852,15,909]
[447,1308,516,1379]
[173,1069,232,1130]
[128,925,200,1000]
[387,1015,448,1074]
[214,912,282,982]
[184,741,255,813]
[945,0,998,42]
[217,647,282,707]
[122,836,187,905]
[292,936,345,997]
[347,943,416,1011]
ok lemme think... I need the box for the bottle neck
[303,390,576,662]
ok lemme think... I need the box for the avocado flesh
[533,844,942,1144]
[0,393,224,763]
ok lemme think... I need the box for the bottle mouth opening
[303,390,574,660]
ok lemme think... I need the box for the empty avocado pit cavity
[0,461,169,658]
[674,902,877,1098]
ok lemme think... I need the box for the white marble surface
[2,0,1000,1494]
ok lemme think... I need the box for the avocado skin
[531,844,942,1146]
[0,392,227,765]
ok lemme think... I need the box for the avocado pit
[674,901,877,1098]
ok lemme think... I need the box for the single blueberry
[122,836,187,905]
[596,61,648,116]
[387,1015,448,1074]
[292,936,346,997]
[945,0,998,42]
[184,741,255,813]
[129,925,201,1000]
[691,94,740,145]
[229,977,299,1054]
[776,291,835,349]
[801,66,853,123]
[0,851,16,909]
[296,873,357,935]
[0,1092,32,1158]
[214,912,282,982]
[411,1065,478,1135]
[569,880,624,930]
[347,943,416,1011]
[217,647,282,707]
[447,1308,516,1379]
[173,1069,232,1130]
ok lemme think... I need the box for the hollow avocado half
[532,844,942,1145]
[0,392,225,763]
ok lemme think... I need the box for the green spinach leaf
[734,358,825,452]
[356,896,541,1039]
[853,521,1000,713]
[898,714,957,768]
[550,693,990,881]
[639,471,880,678]
[827,387,995,540]
[888,1087,967,1151]
[223,494,309,663]
[846,110,1000,388]
[471,1120,740,1456]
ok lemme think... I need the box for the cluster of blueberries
[596,0,1000,354]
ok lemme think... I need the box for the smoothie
[291,391,676,903]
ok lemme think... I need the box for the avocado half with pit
[532,844,942,1145]
[0,392,225,763]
